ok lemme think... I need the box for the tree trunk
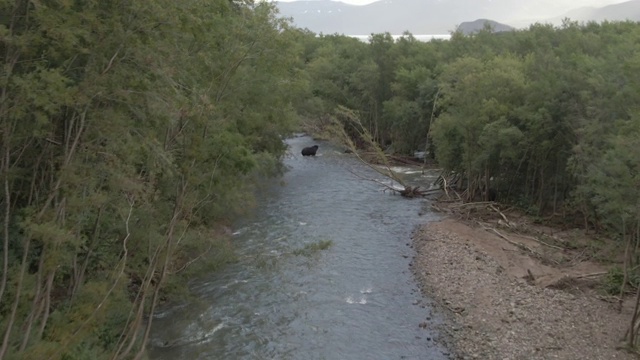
[37,270,56,340]
[0,238,31,360]
[19,254,45,351]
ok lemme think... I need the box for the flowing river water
[149,135,451,359]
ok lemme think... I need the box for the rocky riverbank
[411,217,636,360]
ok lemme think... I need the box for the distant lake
[349,34,451,42]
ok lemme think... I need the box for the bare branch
[101,45,122,75]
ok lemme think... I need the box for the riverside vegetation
[0,1,302,359]
[1,0,640,358]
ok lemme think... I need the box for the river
[148,135,451,359]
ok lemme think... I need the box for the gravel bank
[411,218,635,360]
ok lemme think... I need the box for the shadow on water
[149,135,451,360]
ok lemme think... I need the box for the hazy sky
[275,0,628,6]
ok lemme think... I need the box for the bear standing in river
[301,145,319,156]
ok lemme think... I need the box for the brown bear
[301,145,319,156]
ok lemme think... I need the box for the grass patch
[601,266,640,295]
[291,239,333,257]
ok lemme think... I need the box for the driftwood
[330,108,455,199]
[518,234,566,251]
[346,168,441,198]
[574,271,608,279]
[449,201,571,255]
[399,186,439,198]
[478,223,542,258]
[451,201,496,208]
[386,154,427,166]
[489,204,511,226]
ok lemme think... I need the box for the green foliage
[602,267,624,295]
[573,115,640,232]
[302,21,640,241]
[602,266,640,295]
[430,113,465,170]
[430,53,528,196]
[1,0,303,358]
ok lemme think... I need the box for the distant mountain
[274,0,640,35]
[274,0,527,35]
[551,0,640,24]
[456,19,515,35]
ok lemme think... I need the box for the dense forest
[0,0,304,358]
[1,0,640,358]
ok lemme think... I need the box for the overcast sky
[275,0,628,7]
